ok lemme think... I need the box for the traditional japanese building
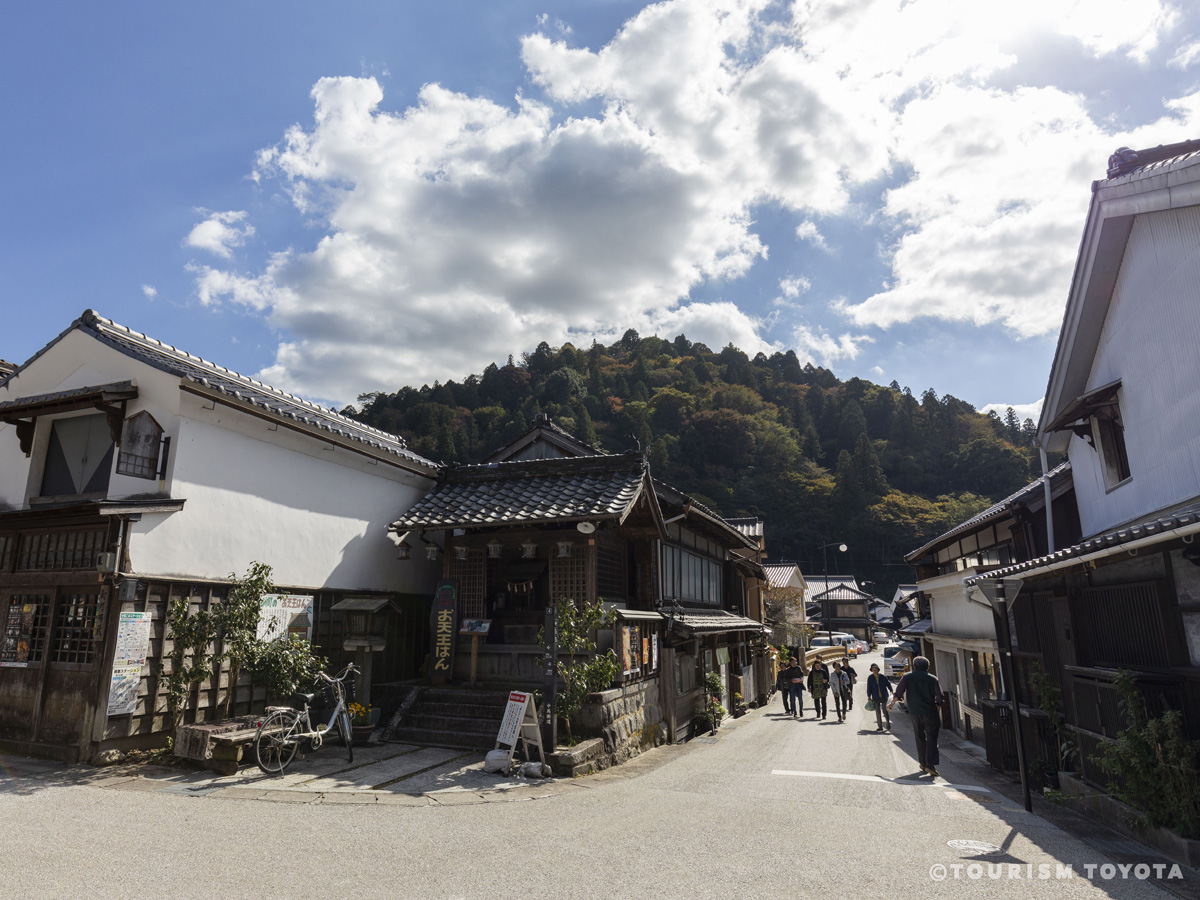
[0,310,440,762]
[389,417,769,745]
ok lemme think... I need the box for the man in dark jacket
[780,658,806,718]
[865,663,892,732]
[888,656,944,776]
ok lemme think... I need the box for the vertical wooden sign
[429,579,458,685]
[541,603,558,751]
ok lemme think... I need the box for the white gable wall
[1070,204,1200,537]
[0,329,184,508]
[0,328,438,592]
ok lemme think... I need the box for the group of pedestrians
[773,651,944,777]
[775,656,856,722]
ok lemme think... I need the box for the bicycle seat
[291,692,318,708]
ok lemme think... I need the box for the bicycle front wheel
[340,709,354,763]
[255,709,300,775]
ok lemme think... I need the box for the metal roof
[805,575,859,595]
[0,310,436,472]
[812,584,872,601]
[904,462,1072,563]
[392,453,650,531]
[965,497,1200,585]
[762,563,803,589]
[666,608,765,634]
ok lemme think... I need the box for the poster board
[257,594,313,642]
[0,602,37,667]
[107,611,152,715]
[494,690,545,766]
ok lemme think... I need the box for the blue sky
[5,0,1200,421]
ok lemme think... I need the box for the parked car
[872,630,891,644]
[882,645,909,677]
[810,633,861,657]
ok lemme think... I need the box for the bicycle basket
[320,679,342,708]
[343,675,356,706]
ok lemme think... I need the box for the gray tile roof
[762,563,802,589]
[393,453,649,531]
[904,462,1072,563]
[0,310,436,472]
[965,497,1200,586]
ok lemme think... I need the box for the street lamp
[820,541,847,648]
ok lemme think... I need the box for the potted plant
[348,702,375,745]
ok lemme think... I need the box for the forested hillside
[347,331,1045,597]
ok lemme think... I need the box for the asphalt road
[0,650,1185,900]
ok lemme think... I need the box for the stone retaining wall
[560,677,667,775]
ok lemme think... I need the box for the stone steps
[387,686,513,750]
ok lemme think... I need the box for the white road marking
[771,769,993,793]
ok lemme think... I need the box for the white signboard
[496,691,532,748]
[257,594,313,642]
[107,612,152,716]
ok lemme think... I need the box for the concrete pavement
[1,649,1195,900]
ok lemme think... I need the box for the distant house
[0,311,440,762]
[904,464,1078,742]
[762,561,807,645]
[964,140,1200,788]
[811,582,873,642]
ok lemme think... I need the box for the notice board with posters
[107,611,153,715]
[429,579,458,684]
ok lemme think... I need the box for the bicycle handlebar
[315,663,359,684]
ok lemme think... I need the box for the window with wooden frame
[49,590,102,666]
[116,411,164,479]
[550,549,589,605]
[16,527,107,571]
[451,549,486,619]
[1093,404,1131,489]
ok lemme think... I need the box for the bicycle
[253,663,359,775]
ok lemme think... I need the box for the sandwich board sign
[494,690,545,767]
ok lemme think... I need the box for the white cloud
[189,0,1199,404]
[794,221,828,250]
[981,398,1044,423]
[185,210,254,259]
[871,366,884,377]
[141,284,157,300]
[779,276,811,298]
[1170,39,1200,70]
[791,323,873,366]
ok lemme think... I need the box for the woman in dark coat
[807,659,830,720]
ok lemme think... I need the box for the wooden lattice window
[50,591,102,665]
[0,534,13,572]
[1,594,52,664]
[116,411,163,479]
[597,543,626,600]
[551,551,588,604]
[16,528,107,571]
[452,549,486,619]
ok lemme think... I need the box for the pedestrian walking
[865,663,892,732]
[780,657,806,717]
[807,659,830,719]
[775,665,792,715]
[888,656,944,776]
[829,661,851,722]
[842,658,858,710]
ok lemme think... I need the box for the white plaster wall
[925,572,996,641]
[1073,205,1200,536]
[131,410,436,591]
